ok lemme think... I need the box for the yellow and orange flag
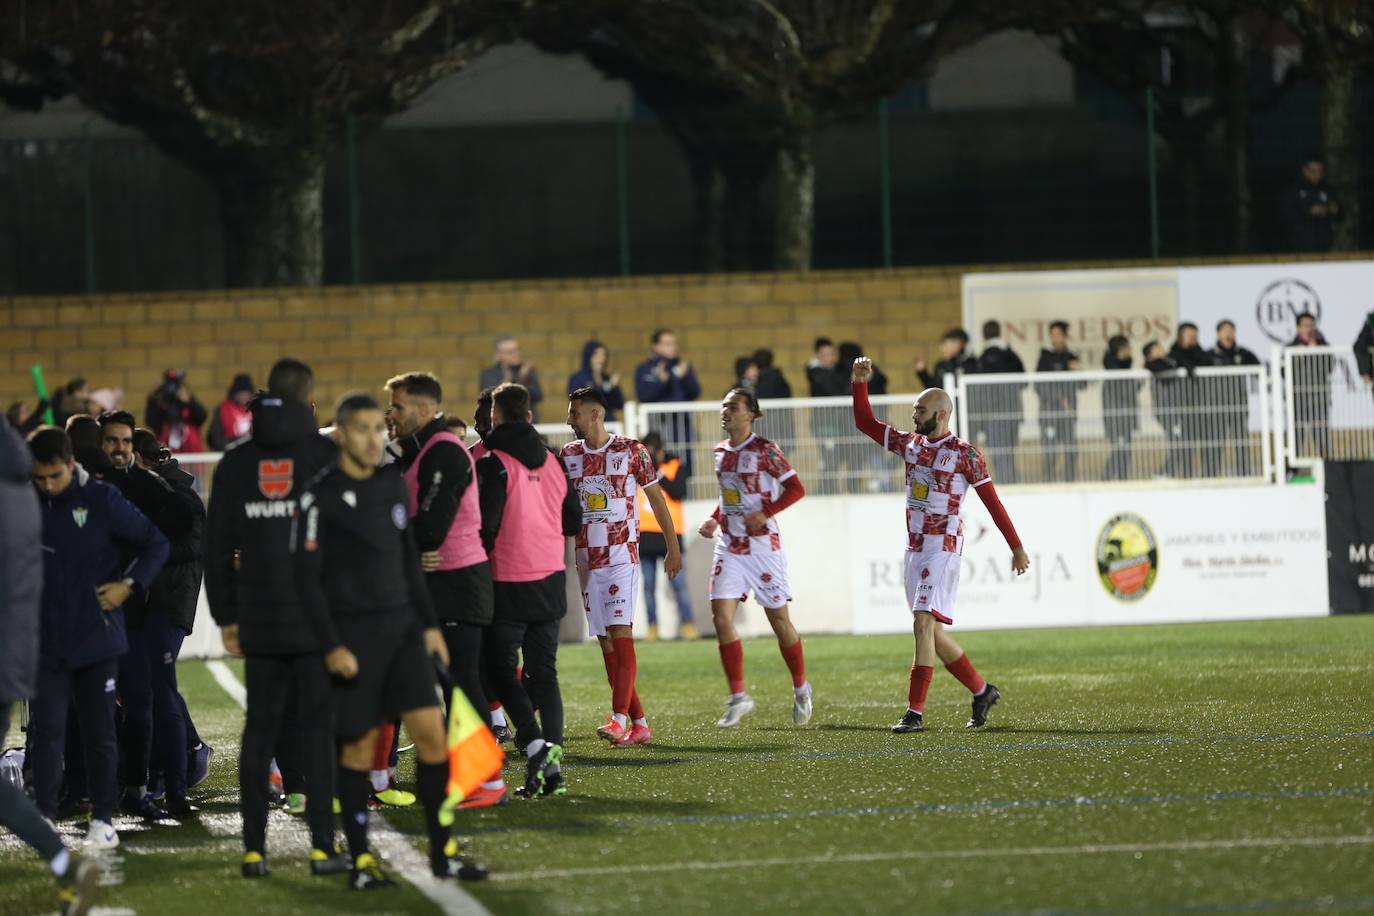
[438,687,505,826]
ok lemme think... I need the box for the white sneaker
[84,819,119,849]
[792,683,813,726]
[716,693,755,728]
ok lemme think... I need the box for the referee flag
[438,687,505,826]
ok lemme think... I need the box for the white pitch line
[489,833,1374,883]
[205,660,491,916]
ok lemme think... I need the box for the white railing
[1280,345,1374,465]
[162,351,1372,495]
[951,364,1272,485]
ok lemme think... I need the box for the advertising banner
[1324,461,1374,613]
[848,483,1328,633]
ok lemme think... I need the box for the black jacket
[917,351,978,389]
[1355,312,1374,380]
[293,466,437,651]
[1147,355,1184,429]
[805,363,848,398]
[1211,342,1261,412]
[755,367,792,400]
[204,395,337,656]
[393,415,474,554]
[0,424,42,704]
[1035,348,1086,413]
[475,421,580,554]
[1282,179,1341,252]
[145,459,205,634]
[1102,353,1141,436]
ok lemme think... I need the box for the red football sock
[778,639,806,689]
[944,653,986,696]
[372,721,396,772]
[908,665,934,713]
[610,637,638,717]
[718,639,746,695]
[602,645,646,720]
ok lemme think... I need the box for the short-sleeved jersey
[712,434,797,556]
[879,427,991,554]
[560,434,658,570]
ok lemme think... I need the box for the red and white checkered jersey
[712,434,796,556]
[880,427,991,554]
[560,434,658,570]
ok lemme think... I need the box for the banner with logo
[1324,461,1374,613]
[1177,261,1373,428]
[848,483,1328,633]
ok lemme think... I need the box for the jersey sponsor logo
[244,499,296,519]
[391,504,407,530]
[723,487,743,507]
[1096,512,1159,602]
[258,459,294,499]
[72,506,88,528]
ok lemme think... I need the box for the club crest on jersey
[934,450,957,472]
[257,459,294,499]
[608,453,627,475]
[72,506,88,528]
[761,572,772,583]
[608,583,620,596]
[391,504,407,530]
[921,567,930,579]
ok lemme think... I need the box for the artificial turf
[2,616,1372,915]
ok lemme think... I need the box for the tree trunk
[1225,18,1252,253]
[687,148,728,272]
[214,158,325,288]
[773,118,815,271]
[1323,56,1360,251]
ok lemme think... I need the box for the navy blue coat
[37,466,169,670]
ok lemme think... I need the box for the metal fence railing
[1281,346,1374,465]
[952,365,1272,485]
[129,351,1374,498]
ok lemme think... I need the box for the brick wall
[0,253,1361,430]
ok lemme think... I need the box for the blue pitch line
[573,729,1374,772]
[468,785,1374,836]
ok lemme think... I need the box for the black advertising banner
[1325,461,1374,613]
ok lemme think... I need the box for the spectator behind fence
[1034,321,1085,482]
[1102,335,1140,481]
[752,348,794,447]
[479,336,544,422]
[1211,320,1261,477]
[1355,310,1374,387]
[1167,322,1215,479]
[838,342,888,491]
[839,342,886,394]
[1282,155,1342,252]
[806,338,848,494]
[51,378,88,428]
[567,340,626,423]
[915,328,977,389]
[1290,311,1333,459]
[634,329,701,466]
[976,321,1026,484]
[27,426,169,850]
[145,370,207,453]
[207,374,255,451]
[636,432,696,642]
[1145,340,1186,478]
[734,356,759,390]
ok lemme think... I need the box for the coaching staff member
[203,358,345,877]
[294,392,480,888]
[477,382,580,797]
[27,427,168,850]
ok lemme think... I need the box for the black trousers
[117,610,188,800]
[30,658,119,823]
[484,616,563,751]
[440,619,488,718]
[0,703,64,862]
[240,653,335,854]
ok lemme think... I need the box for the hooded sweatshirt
[567,340,627,422]
[203,395,337,655]
[476,421,580,586]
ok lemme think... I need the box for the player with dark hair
[294,392,482,888]
[698,388,812,728]
[851,358,1029,733]
[563,386,681,746]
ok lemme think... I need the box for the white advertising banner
[848,482,1328,634]
[1177,261,1373,429]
